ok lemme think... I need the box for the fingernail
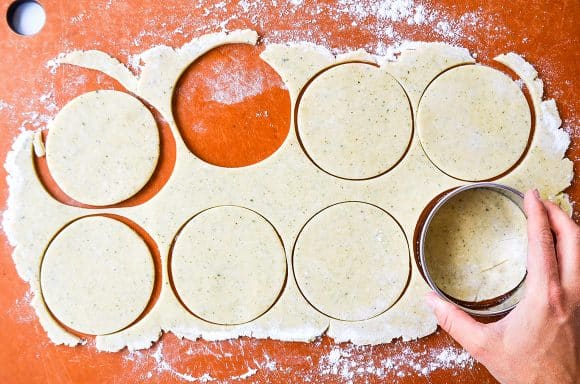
[533,189,540,199]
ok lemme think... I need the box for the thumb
[425,291,490,359]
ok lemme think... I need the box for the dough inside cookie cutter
[418,182,527,316]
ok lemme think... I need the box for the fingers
[523,190,559,290]
[425,292,490,360]
[543,200,580,294]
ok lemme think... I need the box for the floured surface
[120,336,477,382]
[2,30,573,353]
[425,189,528,302]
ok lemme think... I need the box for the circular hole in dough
[170,206,287,325]
[45,90,160,206]
[173,44,291,168]
[293,202,410,321]
[425,188,527,302]
[297,63,413,180]
[417,65,531,181]
[40,216,156,335]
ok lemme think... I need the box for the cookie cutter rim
[419,182,526,317]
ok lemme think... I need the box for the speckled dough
[40,216,155,335]
[45,90,160,206]
[171,206,287,325]
[417,65,531,181]
[297,63,413,179]
[425,189,527,302]
[293,202,409,321]
[2,31,573,351]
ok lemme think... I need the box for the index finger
[523,190,559,291]
[543,200,580,292]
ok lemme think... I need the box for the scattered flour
[336,0,430,23]
[192,122,208,134]
[120,337,475,383]
[0,100,13,111]
[434,11,482,42]
[150,342,216,383]
[205,63,268,105]
[317,344,474,383]
[124,340,280,383]
[15,90,58,132]
[38,90,58,112]
[8,289,35,324]
[70,11,86,25]
[46,52,67,74]
[126,52,143,73]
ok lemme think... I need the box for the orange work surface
[0,1,578,383]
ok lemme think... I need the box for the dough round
[40,216,155,335]
[417,65,531,181]
[425,189,527,301]
[171,206,287,325]
[297,63,412,179]
[293,202,409,321]
[46,90,160,206]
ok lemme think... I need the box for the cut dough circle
[170,206,287,325]
[40,216,155,335]
[46,90,160,206]
[293,202,409,321]
[417,65,531,181]
[425,189,527,301]
[297,63,413,180]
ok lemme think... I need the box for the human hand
[425,189,579,384]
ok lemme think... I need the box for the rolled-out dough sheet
[2,30,573,351]
[425,189,527,302]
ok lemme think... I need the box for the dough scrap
[40,216,155,335]
[46,90,160,206]
[2,31,573,350]
[58,50,139,94]
[417,65,531,181]
[297,63,412,179]
[293,202,409,321]
[171,206,287,325]
[425,189,527,302]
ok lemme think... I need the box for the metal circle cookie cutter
[419,182,527,317]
